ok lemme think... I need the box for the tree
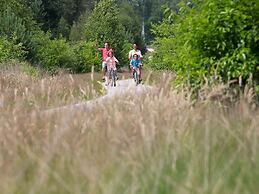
[0,0,40,59]
[84,0,129,64]
[151,0,259,88]
[117,0,143,45]
[28,0,97,38]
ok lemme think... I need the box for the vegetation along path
[44,79,153,114]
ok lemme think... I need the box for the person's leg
[139,66,142,82]
[137,68,141,82]
[129,64,133,78]
[115,69,118,80]
[105,69,109,86]
[102,62,107,81]
[130,65,134,79]
[107,69,112,86]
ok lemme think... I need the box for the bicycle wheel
[112,69,116,87]
[106,70,111,86]
[134,70,139,86]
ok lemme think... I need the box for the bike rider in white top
[129,43,143,82]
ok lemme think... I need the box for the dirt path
[44,79,152,114]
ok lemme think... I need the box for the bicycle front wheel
[134,70,139,86]
[112,69,116,87]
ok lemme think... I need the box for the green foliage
[0,6,32,48]
[0,0,34,21]
[56,17,71,38]
[0,0,49,64]
[151,0,259,88]
[32,30,100,73]
[118,0,142,45]
[84,0,129,64]
[21,61,40,77]
[35,37,76,73]
[31,0,96,38]
[69,11,90,41]
[132,0,180,43]
[24,0,45,23]
[84,0,121,40]
[0,36,25,62]
[40,0,75,37]
[31,30,75,73]
[0,0,192,74]
[73,41,100,72]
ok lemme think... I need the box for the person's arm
[138,50,143,59]
[114,57,119,64]
[130,60,134,68]
[128,51,132,60]
[98,48,103,52]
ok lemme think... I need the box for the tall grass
[0,66,258,194]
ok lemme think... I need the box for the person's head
[104,42,109,49]
[108,50,114,57]
[133,54,138,60]
[133,43,138,50]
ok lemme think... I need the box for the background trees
[1,0,258,91]
[0,0,179,69]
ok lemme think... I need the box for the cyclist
[130,54,142,83]
[128,43,143,82]
[98,42,111,81]
[106,50,119,86]
[129,43,143,60]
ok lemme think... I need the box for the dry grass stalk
[0,68,258,194]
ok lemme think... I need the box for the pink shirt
[98,48,111,61]
[106,56,118,70]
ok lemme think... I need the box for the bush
[0,36,25,62]
[35,37,76,74]
[151,0,259,88]
[0,1,39,59]
[32,32,100,73]
[73,41,100,73]
[20,61,40,77]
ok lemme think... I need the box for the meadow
[0,65,258,194]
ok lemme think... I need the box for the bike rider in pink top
[106,50,119,71]
[106,50,119,86]
[98,42,111,81]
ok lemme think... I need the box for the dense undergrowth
[150,0,259,90]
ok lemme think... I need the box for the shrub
[73,41,100,73]
[0,36,25,62]
[32,32,100,74]
[0,1,39,59]
[20,61,40,77]
[35,37,76,74]
[151,0,259,88]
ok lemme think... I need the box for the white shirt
[129,49,143,60]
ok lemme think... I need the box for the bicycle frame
[106,68,116,87]
[132,67,140,85]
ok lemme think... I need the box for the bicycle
[132,66,140,86]
[110,68,116,87]
[106,68,116,87]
